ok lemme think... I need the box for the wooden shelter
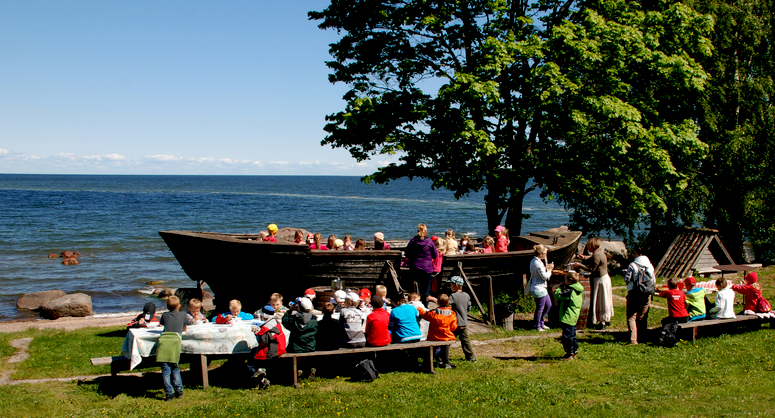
[642,226,735,279]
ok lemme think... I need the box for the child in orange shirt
[418,293,457,368]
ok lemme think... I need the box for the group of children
[657,272,771,325]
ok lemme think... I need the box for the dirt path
[0,315,136,333]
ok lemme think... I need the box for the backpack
[352,359,379,382]
[658,322,679,347]
[632,264,655,295]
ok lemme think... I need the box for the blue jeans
[560,324,578,355]
[161,362,182,396]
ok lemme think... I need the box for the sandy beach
[0,314,136,333]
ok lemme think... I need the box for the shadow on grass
[96,329,129,338]
[492,355,568,362]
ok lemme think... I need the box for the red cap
[304,288,316,296]
[745,272,758,283]
[431,235,438,241]
[684,276,696,286]
[359,288,371,300]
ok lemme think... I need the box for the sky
[0,1,393,175]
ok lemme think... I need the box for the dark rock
[17,290,67,311]
[40,293,93,319]
[60,250,73,258]
[48,253,58,258]
[157,288,175,299]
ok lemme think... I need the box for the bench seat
[677,314,771,342]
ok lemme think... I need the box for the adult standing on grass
[406,223,437,307]
[622,246,655,344]
[573,238,613,329]
[530,244,554,332]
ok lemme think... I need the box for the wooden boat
[159,229,582,319]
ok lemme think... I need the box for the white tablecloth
[121,322,259,370]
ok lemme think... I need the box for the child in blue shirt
[212,299,254,324]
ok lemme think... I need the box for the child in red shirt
[656,278,689,326]
[419,293,457,368]
[365,296,391,346]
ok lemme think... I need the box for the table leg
[292,358,300,388]
[198,355,209,389]
[428,346,435,375]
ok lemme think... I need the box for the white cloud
[0,148,8,156]
[356,161,368,167]
[270,161,289,166]
[84,155,102,160]
[104,153,125,160]
[299,160,320,166]
[197,157,215,163]
[377,160,392,166]
[252,161,263,167]
[55,153,75,159]
[218,158,237,164]
[329,162,344,166]
[145,154,182,161]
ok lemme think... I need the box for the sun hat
[450,276,464,286]
[334,239,344,248]
[304,288,316,299]
[684,276,696,286]
[359,288,372,300]
[346,292,360,303]
[334,290,347,303]
[374,232,384,241]
[307,233,314,241]
[495,225,505,232]
[745,272,758,283]
[267,224,278,234]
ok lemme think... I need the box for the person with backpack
[623,246,656,345]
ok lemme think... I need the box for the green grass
[1,326,774,417]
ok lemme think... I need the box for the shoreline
[0,313,137,333]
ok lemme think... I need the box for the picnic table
[112,321,260,388]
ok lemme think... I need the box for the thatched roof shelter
[642,226,735,279]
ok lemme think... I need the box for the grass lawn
[2,266,773,417]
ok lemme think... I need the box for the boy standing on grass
[554,272,583,361]
[448,276,476,362]
[158,296,187,401]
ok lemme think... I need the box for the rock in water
[48,253,58,258]
[62,257,79,265]
[60,250,73,258]
[16,290,68,311]
[40,293,93,319]
[157,288,175,299]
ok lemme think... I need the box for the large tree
[688,0,775,262]
[310,0,713,239]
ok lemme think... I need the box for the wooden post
[457,262,489,325]
[196,354,209,389]
[488,275,495,325]
[428,346,436,375]
[292,357,300,388]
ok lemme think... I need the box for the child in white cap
[340,292,366,348]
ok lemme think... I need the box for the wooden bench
[677,315,771,343]
[89,353,234,389]
[281,340,454,388]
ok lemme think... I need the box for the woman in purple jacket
[406,223,437,307]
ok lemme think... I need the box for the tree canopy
[310,0,713,240]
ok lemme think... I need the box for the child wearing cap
[683,277,707,321]
[448,276,476,362]
[315,302,341,351]
[264,224,278,243]
[333,290,347,313]
[281,297,318,353]
[374,232,390,250]
[554,272,584,360]
[494,225,510,253]
[365,296,391,347]
[732,272,767,314]
[247,305,286,389]
[340,292,367,348]
[333,239,344,250]
[358,288,373,310]
[213,299,254,324]
[655,278,690,326]
[709,279,737,319]
[418,294,457,368]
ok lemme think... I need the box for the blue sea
[0,174,571,321]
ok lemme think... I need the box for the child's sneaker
[175,391,183,399]
[308,367,316,381]
[541,325,550,330]
[259,377,270,389]
[164,394,174,402]
[252,367,267,379]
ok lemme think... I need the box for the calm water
[0,174,571,321]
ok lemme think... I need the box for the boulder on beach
[16,290,68,311]
[40,293,93,319]
[275,226,310,243]
[62,257,79,265]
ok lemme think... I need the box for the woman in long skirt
[573,238,613,329]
